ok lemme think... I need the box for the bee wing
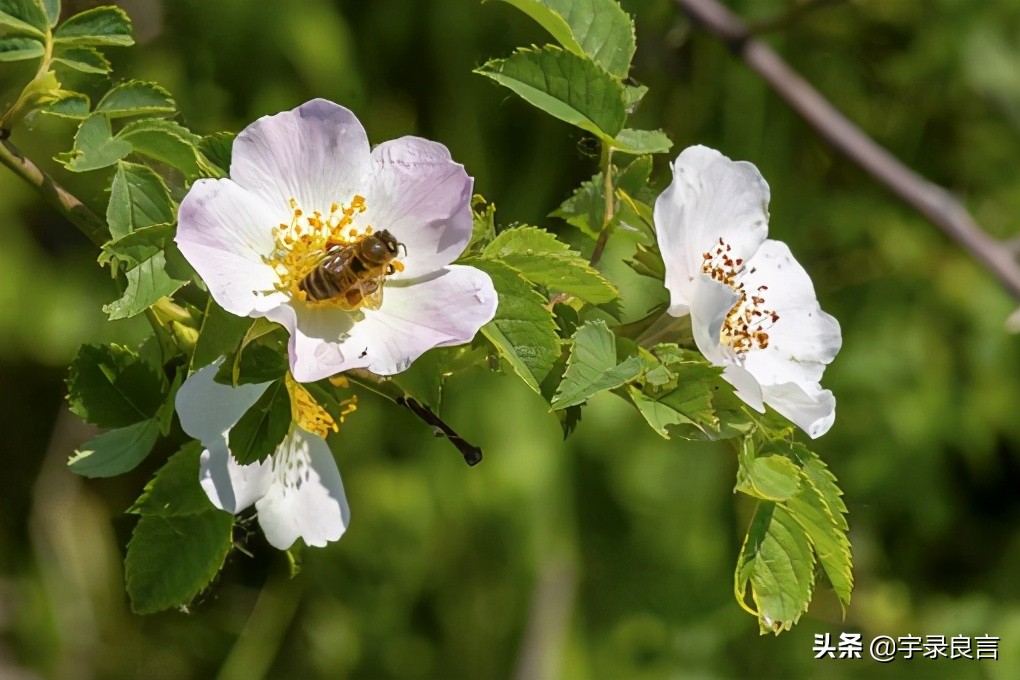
[359,274,386,311]
[322,245,357,274]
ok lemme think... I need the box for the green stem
[588,142,615,267]
[0,138,108,246]
[0,23,55,129]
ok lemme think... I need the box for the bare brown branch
[674,0,1020,300]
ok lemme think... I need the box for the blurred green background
[3,0,1020,678]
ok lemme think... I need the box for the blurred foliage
[2,0,1020,678]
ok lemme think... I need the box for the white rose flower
[176,99,497,382]
[175,361,354,549]
[654,145,842,438]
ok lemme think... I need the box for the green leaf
[117,118,202,176]
[0,35,42,61]
[612,128,673,155]
[54,5,133,47]
[497,0,636,79]
[481,225,618,303]
[0,0,48,36]
[53,46,111,74]
[552,155,653,236]
[100,222,175,268]
[624,84,647,108]
[466,258,560,394]
[57,113,132,172]
[476,46,627,140]
[67,418,160,478]
[227,379,291,465]
[735,502,815,634]
[66,343,165,428]
[156,367,182,436]
[216,341,288,387]
[103,245,191,320]
[197,131,235,177]
[388,346,456,412]
[627,352,718,438]
[125,510,233,614]
[550,320,642,409]
[130,442,214,516]
[36,90,88,118]
[465,195,496,256]
[94,80,175,118]
[737,454,802,502]
[106,162,174,239]
[191,299,253,373]
[41,0,57,26]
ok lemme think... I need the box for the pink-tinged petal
[655,145,770,312]
[761,382,836,439]
[721,364,765,413]
[364,137,473,278]
[356,265,497,375]
[263,303,371,383]
[199,445,272,514]
[175,361,272,445]
[254,428,350,549]
[737,240,842,386]
[176,179,287,316]
[230,99,372,214]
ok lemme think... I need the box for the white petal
[721,364,765,413]
[230,99,372,214]
[761,382,836,439]
[688,274,741,366]
[254,429,350,549]
[176,179,287,316]
[263,302,371,383]
[655,145,770,311]
[174,361,272,446]
[356,265,497,375]
[737,240,842,386]
[199,444,272,514]
[364,137,473,278]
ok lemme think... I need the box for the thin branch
[589,143,616,267]
[0,136,108,247]
[674,0,1020,301]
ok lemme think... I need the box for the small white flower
[176,99,497,382]
[654,145,842,438]
[175,361,352,549]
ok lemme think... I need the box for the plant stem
[0,138,108,247]
[588,142,615,267]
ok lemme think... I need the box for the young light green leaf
[117,118,202,177]
[0,35,43,61]
[476,46,627,140]
[465,258,560,394]
[102,245,191,320]
[67,418,160,478]
[53,46,112,74]
[227,378,291,465]
[497,0,636,79]
[612,128,673,155]
[66,343,165,428]
[95,80,175,118]
[41,0,57,26]
[191,299,253,373]
[552,155,653,236]
[734,502,816,634]
[736,454,802,502]
[624,84,647,108]
[0,0,48,36]
[627,350,719,438]
[36,90,88,118]
[54,5,133,47]
[465,195,496,255]
[125,510,233,614]
[106,162,174,239]
[57,113,132,172]
[129,442,214,517]
[550,320,642,409]
[481,226,618,303]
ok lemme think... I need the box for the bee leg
[385,264,396,275]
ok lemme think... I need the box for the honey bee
[299,230,404,310]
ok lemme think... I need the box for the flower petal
[263,303,370,383]
[655,145,770,312]
[175,361,272,446]
[355,265,497,375]
[688,274,741,366]
[199,444,272,514]
[737,240,842,386]
[176,179,287,316]
[254,428,350,549]
[721,364,765,413]
[230,99,372,214]
[761,382,836,439]
[365,137,473,278]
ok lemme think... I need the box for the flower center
[701,237,778,355]
[265,195,405,308]
[285,373,357,438]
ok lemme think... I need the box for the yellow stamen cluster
[285,373,358,438]
[265,195,378,304]
[701,237,778,355]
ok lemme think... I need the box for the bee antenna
[399,243,408,258]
